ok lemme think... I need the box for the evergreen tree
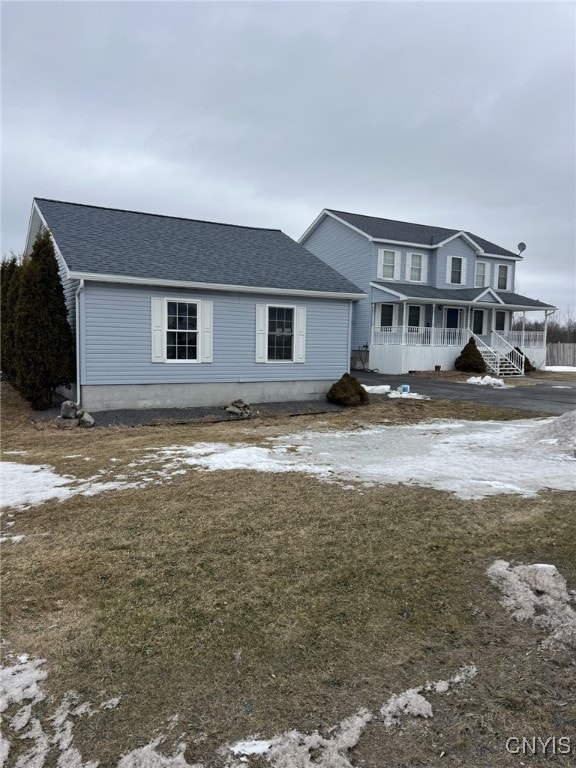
[454,337,487,373]
[14,229,75,409]
[1,257,22,383]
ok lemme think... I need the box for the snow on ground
[362,384,429,399]
[151,413,576,499]
[0,653,476,768]
[487,560,576,650]
[466,375,510,387]
[2,413,575,514]
[545,365,576,372]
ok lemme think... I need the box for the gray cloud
[2,1,574,312]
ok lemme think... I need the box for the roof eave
[68,271,366,300]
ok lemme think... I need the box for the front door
[445,308,460,329]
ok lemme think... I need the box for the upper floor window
[497,265,509,290]
[475,261,488,288]
[151,297,213,364]
[378,249,400,280]
[407,253,427,282]
[448,256,466,285]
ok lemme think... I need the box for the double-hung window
[448,256,466,285]
[378,249,400,280]
[267,306,294,361]
[407,253,427,282]
[495,310,507,332]
[255,304,306,363]
[166,301,198,360]
[497,265,509,290]
[475,261,488,288]
[151,297,213,363]
[408,305,422,328]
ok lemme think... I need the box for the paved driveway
[355,372,576,415]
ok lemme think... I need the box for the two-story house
[300,209,556,375]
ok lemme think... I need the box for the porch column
[402,302,407,345]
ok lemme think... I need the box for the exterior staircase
[470,331,525,376]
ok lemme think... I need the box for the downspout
[75,279,84,406]
[522,311,526,349]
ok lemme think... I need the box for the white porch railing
[498,330,545,348]
[371,326,471,346]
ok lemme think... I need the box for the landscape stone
[60,400,78,419]
[79,411,95,428]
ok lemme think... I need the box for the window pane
[475,263,486,287]
[380,304,394,326]
[408,306,420,326]
[495,311,506,331]
[167,302,177,316]
[498,266,508,289]
[451,258,462,283]
[381,251,395,279]
[268,307,294,360]
[410,255,422,281]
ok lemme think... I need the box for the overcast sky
[2,0,575,314]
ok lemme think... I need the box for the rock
[224,399,252,418]
[60,400,78,419]
[225,405,243,415]
[54,417,80,429]
[79,411,95,428]
[76,408,85,418]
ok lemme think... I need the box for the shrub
[326,373,369,407]
[454,337,487,373]
[13,229,75,409]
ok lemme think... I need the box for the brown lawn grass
[1,382,575,767]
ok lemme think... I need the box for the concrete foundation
[80,380,335,412]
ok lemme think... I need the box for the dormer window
[378,249,400,280]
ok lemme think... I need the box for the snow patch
[466,375,510,387]
[487,560,576,649]
[545,365,576,372]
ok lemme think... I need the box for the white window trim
[475,260,489,288]
[446,255,467,285]
[496,264,511,291]
[151,297,213,364]
[377,248,401,281]
[255,304,306,363]
[405,253,427,283]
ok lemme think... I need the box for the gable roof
[321,209,519,258]
[370,280,555,309]
[32,199,365,298]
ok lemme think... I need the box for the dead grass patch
[1,382,575,767]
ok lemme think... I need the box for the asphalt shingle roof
[327,209,518,258]
[371,281,554,308]
[35,199,364,296]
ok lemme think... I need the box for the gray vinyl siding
[435,237,477,288]
[80,282,351,385]
[302,216,372,349]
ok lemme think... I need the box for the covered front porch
[367,293,554,375]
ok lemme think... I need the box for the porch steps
[472,332,525,376]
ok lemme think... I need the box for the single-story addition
[300,209,557,375]
[25,199,365,411]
